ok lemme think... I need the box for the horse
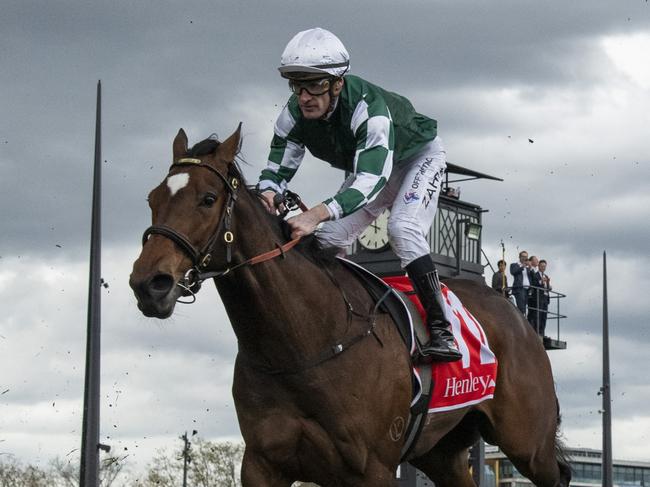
[130,126,572,487]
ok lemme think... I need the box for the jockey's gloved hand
[287,203,331,239]
[259,190,280,215]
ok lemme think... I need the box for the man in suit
[510,250,530,314]
[526,256,542,333]
[491,260,509,297]
[538,259,552,337]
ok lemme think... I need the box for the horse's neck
[217,253,351,364]
[214,200,353,364]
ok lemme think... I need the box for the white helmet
[279,28,350,79]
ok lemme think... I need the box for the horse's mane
[241,181,340,268]
[188,136,339,269]
[294,234,341,267]
[188,136,220,157]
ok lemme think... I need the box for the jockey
[257,28,461,363]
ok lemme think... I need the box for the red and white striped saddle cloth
[383,276,498,413]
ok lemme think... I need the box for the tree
[49,454,128,486]
[0,453,129,487]
[136,438,244,487]
[0,456,50,487]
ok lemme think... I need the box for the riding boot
[406,254,462,363]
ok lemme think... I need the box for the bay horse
[129,126,571,487]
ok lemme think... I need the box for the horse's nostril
[147,274,175,297]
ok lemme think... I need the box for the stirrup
[416,330,462,363]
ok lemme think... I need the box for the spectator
[538,259,552,337]
[491,260,509,297]
[510,251,530,314]
[527,256,542,333]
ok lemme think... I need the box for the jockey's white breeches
[316,136,446,268]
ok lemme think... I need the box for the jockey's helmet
[279,28,350,80]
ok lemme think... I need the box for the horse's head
[130,126,242,318]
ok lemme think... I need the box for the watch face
[358,210,390,251]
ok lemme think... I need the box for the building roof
[486,445,650,468]
[446,162,503,182]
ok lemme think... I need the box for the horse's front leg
[241,448,293,487]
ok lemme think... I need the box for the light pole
[602,251,613,487]
[80,80,104,487]
[180,429,198,487]
[181,432,190,487]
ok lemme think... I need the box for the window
[580,463,601,481]
[500,462,514,477]
[572,462,602,482]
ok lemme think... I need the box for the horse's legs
[340,455,398,487]
[482,413,563,487]
[558,457,572,487]
[240,450,292,487]
[411,445,476,487]
[500,442,562,487]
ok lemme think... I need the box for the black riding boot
[406,254,462,363]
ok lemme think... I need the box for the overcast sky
[1,0,649,479]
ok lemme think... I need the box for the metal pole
[455,219,461,276]
[470,441,485,485]
[536,287,541,335]
[80,80,102,487]
[500,240,506,297]
[602,251,613,487]
[182,432,190,487]
[556,296,560,341]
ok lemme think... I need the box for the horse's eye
[201,193,217,207]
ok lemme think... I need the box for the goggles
[288,77,332,96]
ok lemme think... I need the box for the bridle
[141,158,301,300]
[140,157,382,376]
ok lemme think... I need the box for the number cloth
[384,276,498,413]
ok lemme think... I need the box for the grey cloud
[2,0,650,472]
[3,0,648,256]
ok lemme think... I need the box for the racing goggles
[288,77,332,96]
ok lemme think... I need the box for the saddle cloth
[382,276,498,413]
[338,258,497,411]
[338,258,498,459]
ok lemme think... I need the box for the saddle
[337,257,433,461]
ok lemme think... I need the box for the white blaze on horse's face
[166,173,190,197]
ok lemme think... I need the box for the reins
[196,236,303,280]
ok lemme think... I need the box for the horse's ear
[173,128,188,159]
[219,123,242,164]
